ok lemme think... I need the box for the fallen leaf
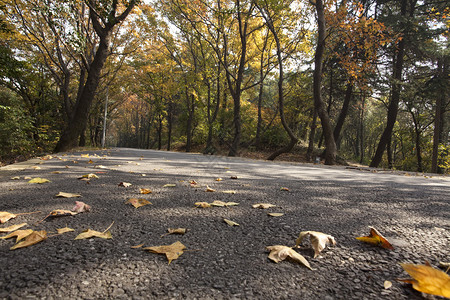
[210,200,226,207]
[205,186,216,192]
[163,184,176,188]
[28,178,50,184]
[75,229,112,240]
[399,263,450,298]
[51,171,62,174]
[131,243,144,249]
[57,227,75,234]
[222,190,237,194]
[31,166,41,170]
[356,226,393,249]
[268,213,284,217]
[1,229,34,242]
[11,176,20,180]
[384,280,392,289]
[81,154,90,158]
[10,230,47,250]
[143,241,186,264]
[189,180,198,185]
[79,173,99,179]
[139,188,152,194]
[125,198,151,208]
[118,182,132,187]
[0,212,17,223]
[224,219,239,226]
[230,176,238,179]
[266,245,312,270]
[295,231,336,258]
[72,201,91,213]
[280,187,289,191]
[0,223,28,233]
[195,202,211,208]
[50,209,78,217]
[94,165,108,169]
[215,178,223,181]
[252,203,276,209]
[24,176,32,180]
[161,228,187,237]
[88,159,94,164]
[56,192,81,198]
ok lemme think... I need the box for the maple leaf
[125,198,151,208]
[56,192,81,198]
[143,241,187,264]
[266,245,313,270]
[28,178,51,184]
[0,223,28,233]
[252,203,276,209]
[356,226,393,249]
[399,262,450,298]
[72,201,91,213]
[139,188,152,194]
[295,231,336,258]
[10,230,47,250]
[1,229,34,242]
[0,212,17,223]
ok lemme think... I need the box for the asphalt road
[0,148,449,299]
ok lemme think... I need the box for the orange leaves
[399,262,450,298]
[356,226,393,250]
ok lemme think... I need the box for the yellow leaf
[125,198,152,208]
[10,230,47,250]
[252,203,276,209]
[57,227,75,234]
[268,213,284,217]
[356,226,393,249]
[266,245,312,270]
[205,186,216,192]
[280,187,290,191]
[296,231,336,258]
[79,173,99,179]
[75,229,112,240]
[143,241,186,264]
[399,263,450,298]
[81,154,90,158]
[163,184,176,188]
[139,188,152,194]
[28,178,51,184]
[222,190,237,194]
[55,192,81,198]
[0,223,28,233]
[224,219,239,226]
[195,202,211,208]
[0,212,17,223]
[1,229,34,242]
[215,178,223,181]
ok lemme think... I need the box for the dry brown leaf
[252,203,276,209]
[72,201,91,213]
[266,245,312,270]
[118,182,132,187]
[189,180,198,185]
[0,223,28,233]
[295,231,336,258]
[1,229,34,242]
[88,159,94,164]
[356,226,393,250]
[280,187,290,191]
[161,228,187,237]
[125,198,151,208]
[210,200,226,207]
[143,241,186,264]
[24,176,32,180]
[224,219,239,226]
[10,230,47,250]
[11,176,20,180]
[215,178,223,181]
[28,178,50,184]
[51,171,62,174]
[75,229,112,240]
[139,188,152,194]
[56,192,81,198]
[230,176,238,179]
[222,190,237,194]
[131,243,144,249]
[57,227,75,234]
[79,173,99,179]
[0,212,17,223]
[195,202,211,208]
[163,184,176,188]
[399,262,450,298]
[205,186,216,192]
[268,213,284,217]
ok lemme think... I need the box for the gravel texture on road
[0,148,449,300]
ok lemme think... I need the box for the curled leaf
[205,186,216,192]
[224,219,239,226]
[399,263,450,298]
[356,226,393,249]
[195,202,211,208]
[161,228,187,237]
[72,201,91,213]
[75,229,112,240]
[295,231,336,258]
[10,230,47,250]
[139,188,152,194]
[125,198,151,208]
[1,229,34,242]
[0,212,17,223]
[56,192,81,198]
[266,245,312,270]
[118,182,132,187]
[280,187,289,191]
[131,243,144,249]
[79,173,99,179]
[57,227,75,234]
[0,223,28,233]
[143,241,186,264]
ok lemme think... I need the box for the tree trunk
[333,82,353,148]
[186,94,195,152]
[306,109,317,162]
[313,0,336,165]
[370,0,409,167]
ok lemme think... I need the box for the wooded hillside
[0,0,448,173]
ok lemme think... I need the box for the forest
[0,0,449,173]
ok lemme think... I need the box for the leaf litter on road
[399,262,450,298]
[0,223,28,233]
[161,228,187,237]
[266,245,313,270]
[75,222,114,240]
[295,231,336,258]
[356,226,393,249]
[143,241,187,264]
[125,198,151,208]
[10,230,47,250]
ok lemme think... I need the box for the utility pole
[101,87,109,148]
